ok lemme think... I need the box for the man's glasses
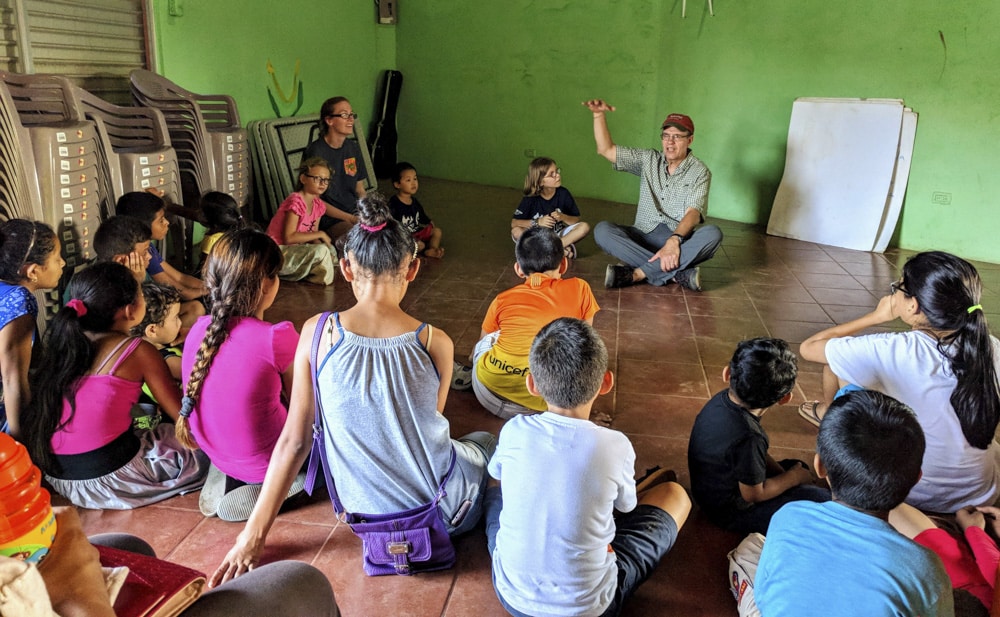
[660,132,691,142]
[328,112,358,120]
[304,174,331,185]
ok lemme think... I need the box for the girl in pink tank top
[21,262,208,509]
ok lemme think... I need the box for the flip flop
[798,401,824,428]
[635,466,678,493]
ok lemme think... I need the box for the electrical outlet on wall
[932,191,952,205]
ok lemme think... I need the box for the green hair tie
[967,304,983,314]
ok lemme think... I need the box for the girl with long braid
[800,251,1000,511]
[22,262,208,509]
[179,229,302,522]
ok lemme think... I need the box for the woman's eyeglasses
[890,280,910,296]
[328,112,358,120]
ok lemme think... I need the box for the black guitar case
[369,69,403,179]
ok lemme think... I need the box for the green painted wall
[393,1,1000,262]
[150,0,395,124]
[149,1,1000,261]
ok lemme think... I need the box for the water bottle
[0,433,57,563]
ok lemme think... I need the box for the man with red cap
[584,99,723,291]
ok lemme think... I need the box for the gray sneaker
[674,267,702,292]
[604,264,634,289]
[199,464,226,517]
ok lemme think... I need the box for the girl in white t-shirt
[799,251,1000,511]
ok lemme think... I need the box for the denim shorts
[601,505,680,617]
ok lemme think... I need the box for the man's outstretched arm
[583,99,617,162]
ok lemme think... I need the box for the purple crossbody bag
[303,311,457,576]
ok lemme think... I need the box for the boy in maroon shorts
[388,162,444,258]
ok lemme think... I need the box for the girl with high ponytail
[179,229,300,522]
[801,251,1000,512]
[212,193,495,580]
[22,262,208,509]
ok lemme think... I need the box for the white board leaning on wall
[767,97,917,253]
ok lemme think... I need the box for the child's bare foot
[424,247,445,258]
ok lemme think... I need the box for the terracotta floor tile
[626,434,695,489]
[617,359,709,398]
[765,319,828,345]
[685,294,757,318]
[442,533,509,617]
[782,259,849,275]
[617,331,700,363]
[690,314,768,341]
[793,271,867,290]
[742,282,816,303]
[613,392,708,438]
[808,286,878,306]
[619,309,695,337]
[79,505,205,558]
[753,299,832,324]
[618,288,689,313]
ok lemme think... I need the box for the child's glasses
[304,174,331,185]
[545,168,562,178]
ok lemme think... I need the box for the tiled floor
[74,177,1000,616]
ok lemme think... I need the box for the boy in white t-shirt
[484,318,691,617]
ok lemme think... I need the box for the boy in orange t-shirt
[472,227,599,419]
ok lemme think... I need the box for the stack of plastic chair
[72,83,181,206]
[130,69,249,269]
[129,69,249,208]
[247,115,375,224]
[0,71,110,328]
[69,82,184,267]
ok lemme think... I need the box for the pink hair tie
[359,222,386,233]
[65,298,87,317]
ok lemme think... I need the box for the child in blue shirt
[754,390,954,616]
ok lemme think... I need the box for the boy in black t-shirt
[687,337,830,534]
[388,162,444,258]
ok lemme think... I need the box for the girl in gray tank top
[212,194,495,583]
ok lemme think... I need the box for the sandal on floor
[635,465,678,493]
[798,401,824,428]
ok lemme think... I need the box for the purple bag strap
[303,311,458,516]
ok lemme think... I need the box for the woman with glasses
[799,251,1000,512]
[302,96,369,240]
[264,158,338,285]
